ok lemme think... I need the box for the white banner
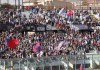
[70,24,88,31]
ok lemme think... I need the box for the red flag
[80,64,83,70]
[8,39,19,49]
[14,39,19,44]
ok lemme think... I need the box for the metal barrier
[0,54,100,70]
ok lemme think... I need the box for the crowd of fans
[0,8,100,59]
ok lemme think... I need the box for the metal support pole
[27,59,28,70]
[43,59,44,70]
[51,65,52,70]
[83,51,85,70]
[11,61,13,70]
[35,62,36,70]
[58,57,60,70]
[19,60,20,70]
[67,61,69,70]
[92,55,94,70]
[43,65,44,70]
[4,61,6,70]
[75,56,77,70]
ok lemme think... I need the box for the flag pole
[22,0,24,11]
[84,50,85,70]
[18,0,20,9]
[29,0,31,12]
[66,0,67,10]
[15,0,16,10]
[7,0,9,4]
[0,0,1,8]
[7,0,9,10]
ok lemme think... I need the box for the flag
[55,41,64,51]
[55,39,68,51]
[33,42,42,52]
[80,64,83,70]
[58,8,66,15]
[56,19,60,29]
[6,38,19,49]
[58,8,67,18]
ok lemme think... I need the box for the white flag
[58,8,67,18]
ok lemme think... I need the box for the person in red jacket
[67,10,73,21]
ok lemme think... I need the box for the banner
[46,24,52,30]
[70,24,88,31]
[36,25,46,32]
[24,25,35,31]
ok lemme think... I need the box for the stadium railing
[0,54,100,70]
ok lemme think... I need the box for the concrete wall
[23,0,73,10]
[43,0,73,10]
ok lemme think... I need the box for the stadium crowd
[0,8,100,59]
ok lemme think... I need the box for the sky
[1,0,23,5]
